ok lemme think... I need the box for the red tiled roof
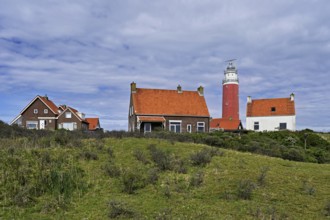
[86,118,100,130]
[137,116,166,122]
[132,88,210,117]
[39,96,59,114]
[210,118,241,130]
[246,97,295,117]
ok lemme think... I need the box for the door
[39,120,45,129]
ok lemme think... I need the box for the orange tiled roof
[247,97,295,117]
[39,96,59,114]
[137,116,166,122]
[86,118,100,130]
[132,88,210,117]
[210,118,241,130]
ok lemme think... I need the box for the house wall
[57,109,87,130]
[165,116,210,133]
[132,115,210,133]
[246,115,296,131]
[21,98,57,130]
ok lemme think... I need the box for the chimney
[197,86,204,96]
[290,93,295,101]
[131,82,136,93]
[247,96,252,103]
[44,94,48,100]
[177,84,182,93]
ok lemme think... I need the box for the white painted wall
[246,115,296,131]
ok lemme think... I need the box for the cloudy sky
[0,0,329,131]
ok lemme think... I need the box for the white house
[246,94,296,131]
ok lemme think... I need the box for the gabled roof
[57,106,87,123]
[39,96,59,114]
[132,88,210,117]
[85,118,100,130]
[210,118,242,131]
[246,97,295,117]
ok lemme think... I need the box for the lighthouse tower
[222,60,239,120]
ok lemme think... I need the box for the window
[26,121,38,129]
[187,124,192,133]
[44,109,48,114]
[169,121,181,133]
[197,122,205,132]
[271,107,276,112]
[65,112,72,118]
[33,109,38,114]
[254,122,259,131]
[279,123,287,130]
[144,123,151,133]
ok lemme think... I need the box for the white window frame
[65,112,72,118]
[187,124,192,133]
[44,109,48,114]
[169,120,181,133]
[26,121,38,129]
[33,109,38,114]
[197,122,205,132]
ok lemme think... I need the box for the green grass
[1,137,330,219]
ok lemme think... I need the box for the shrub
[190,148,212,167]
[147,168,160,185]
[148,144,173,171]
[107,147,115,158]
[189,170,204,187]
[108,200,135,219]
[237,179,256,200]
[103,162,121,178]
[155,208,172,220]
[257,166,270,186]
[80,151,99,161]
[324,200,330,216]
[133,148,150,164]
[121,168,146,194]
[172,157,187,174]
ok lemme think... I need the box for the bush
[147,168,160,185]
[103,162,121,178]
[121,168,146,194]
[324,200,330,216]
[189,170,204,187]
[108,200,135,219]
[148,144,173,171]
[80,151,99,160]
[257,166,270,186]
[133,148,150,164]
[190,148,212,167]
[237,179,256,200]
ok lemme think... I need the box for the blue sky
[0,0,330,131]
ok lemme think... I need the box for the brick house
[10,95,100,131]
[128,82,210,133]
[246,94,296,131]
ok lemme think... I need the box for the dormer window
[271,107,276,112]
[65,112,72,118]
[34,109,38,114]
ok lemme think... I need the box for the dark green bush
[108,200,135,219]
[121,168,146,194]
[190,148,212,167]
[237,179,256,200]
[80,151,99,160]
[133,148,150,164]
[103,162,121,178]
[189,170,204,187]
[148,144,173,171]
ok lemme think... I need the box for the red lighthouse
[210,60,242,131]
[222,60,239,120]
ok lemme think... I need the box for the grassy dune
[1,137,330,219]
